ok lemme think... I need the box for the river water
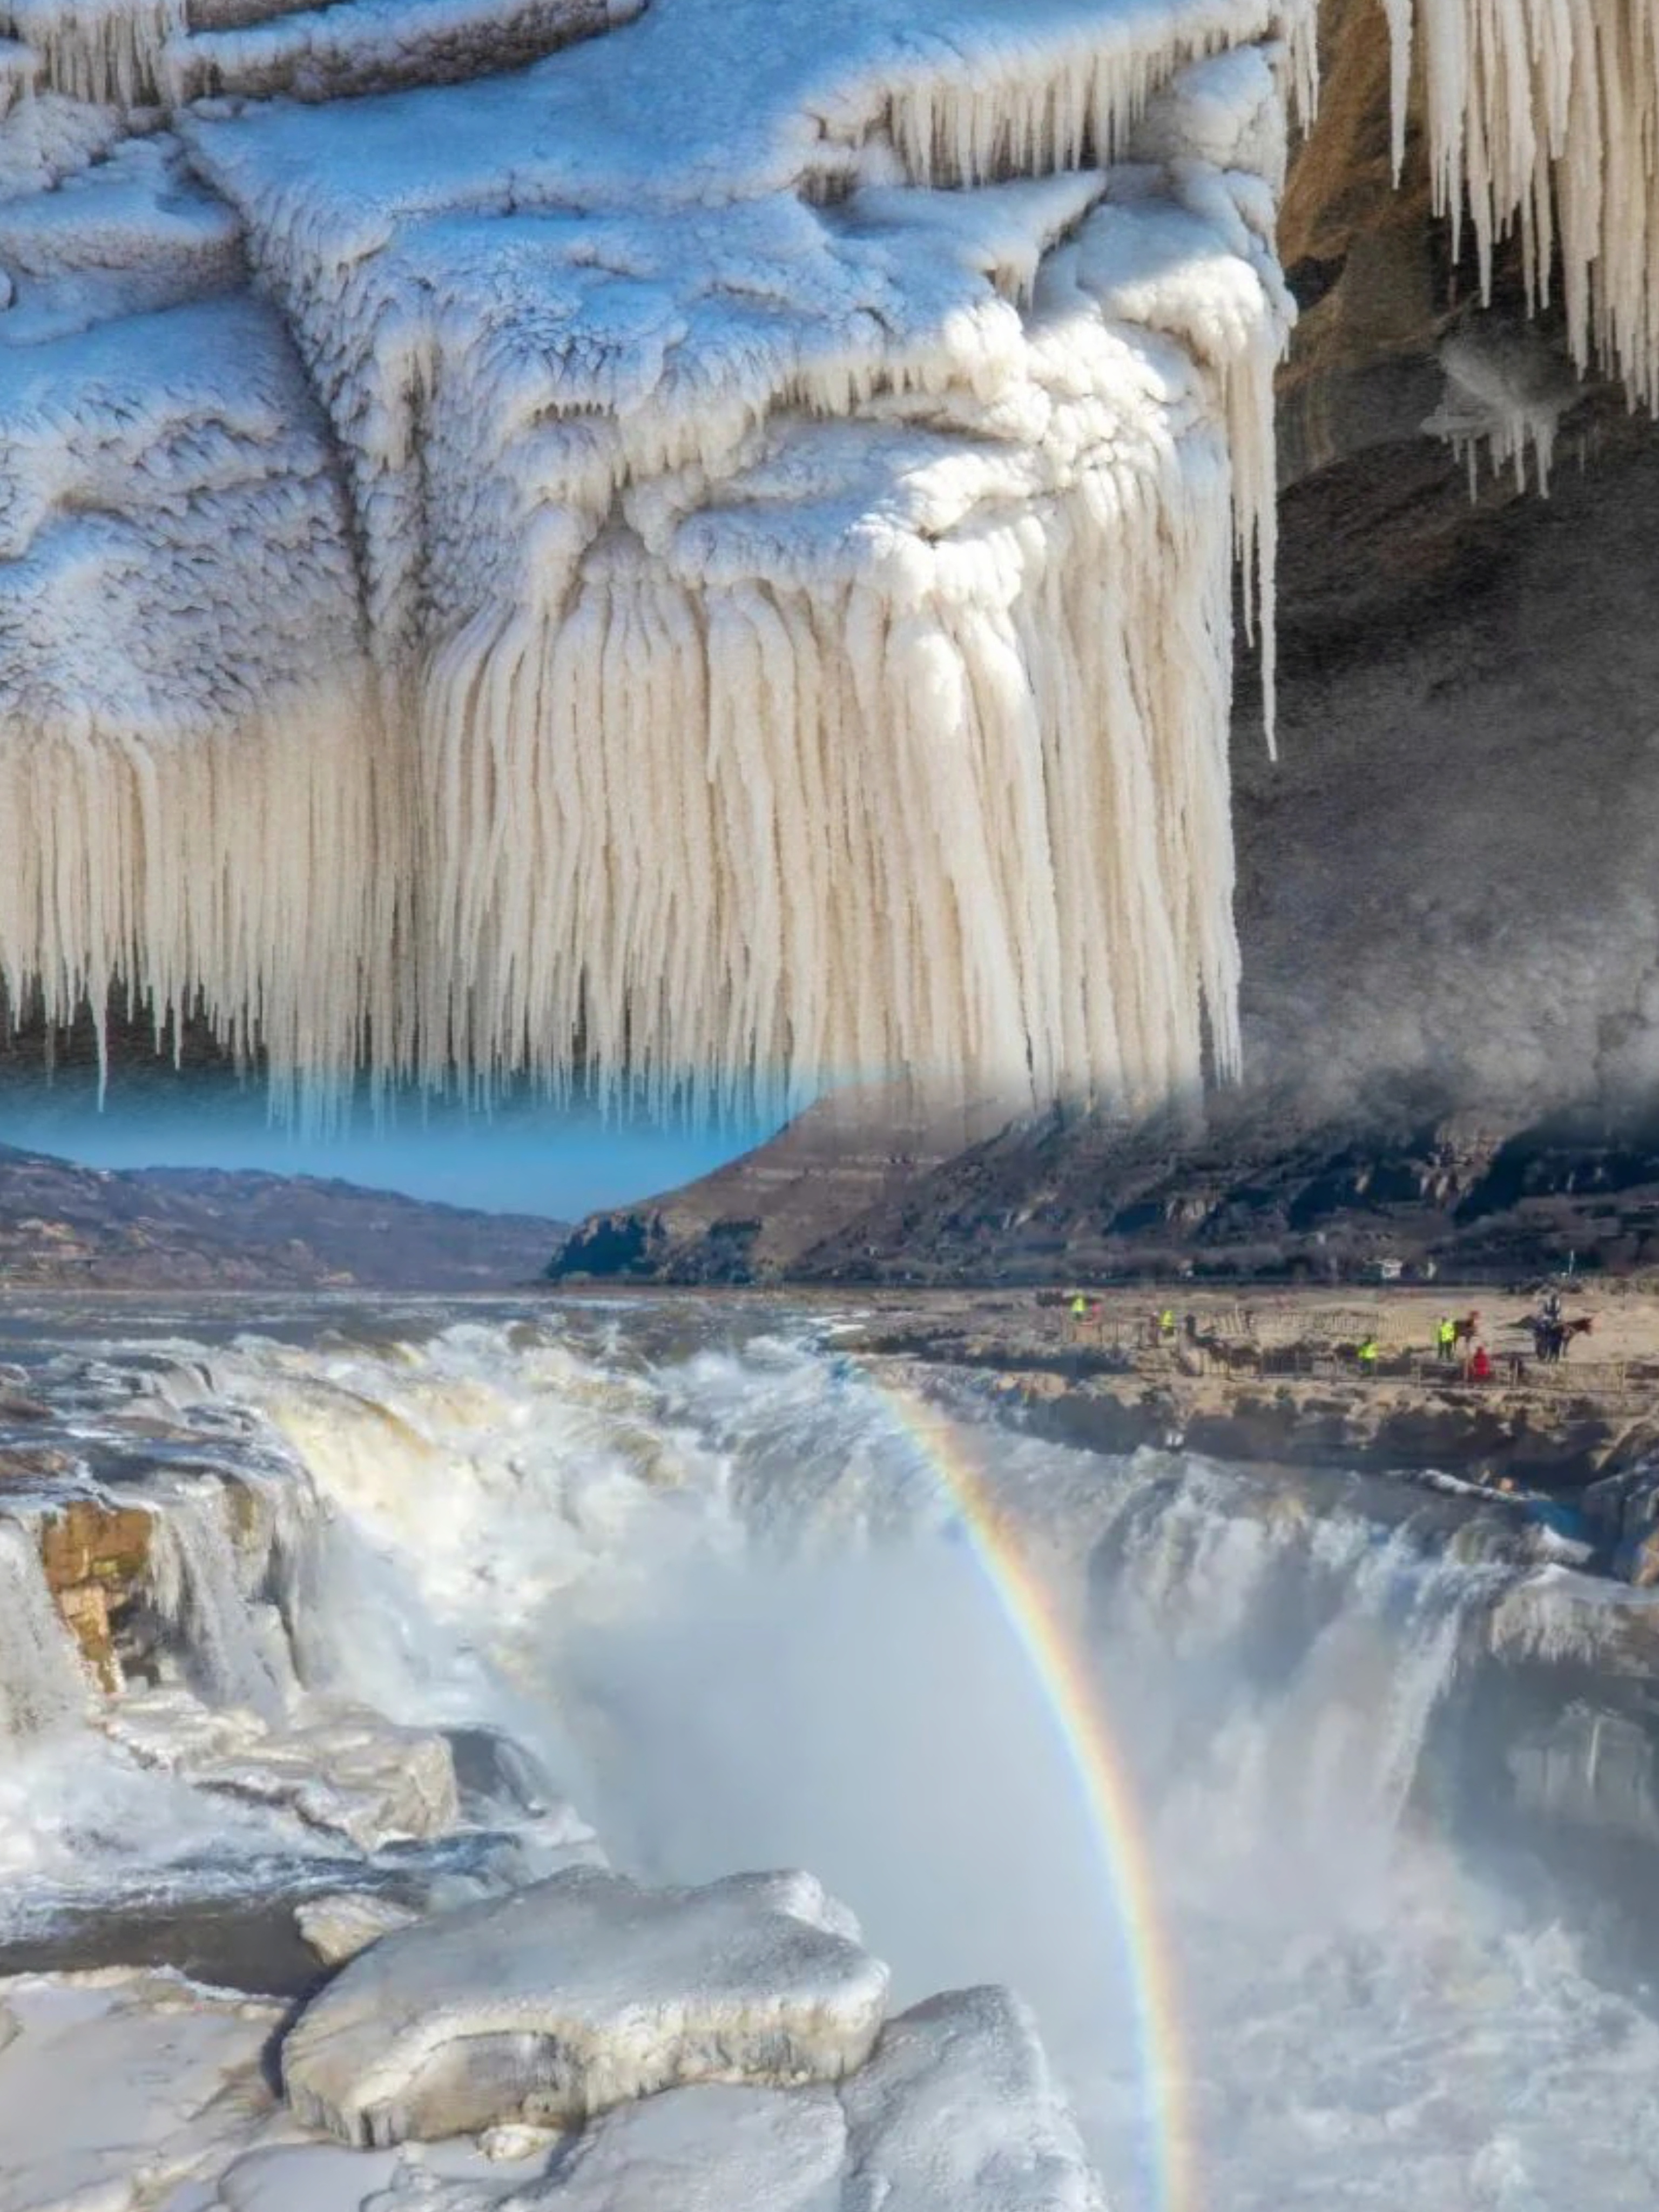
[3,1293,1659,2209]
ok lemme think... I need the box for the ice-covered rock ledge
[0,1880,1107,2212]
[280,1865,891,2144]
[1,0,1312,1116]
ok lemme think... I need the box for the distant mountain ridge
[549,1098,1659,1289]
[0,1145,565,1289]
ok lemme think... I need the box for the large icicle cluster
[1385,0,1659,412]
[1,0,1312,1114]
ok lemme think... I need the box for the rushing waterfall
[0,1297,1657,2207]
[0,1516,87,1743]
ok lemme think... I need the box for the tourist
[1471,1343,1493,1383]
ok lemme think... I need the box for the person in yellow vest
[1357,1334,1380,1377]
[1158,1307,1176,1344]
[1069,1293,1087,1339]
[1436,1314,1456,1363]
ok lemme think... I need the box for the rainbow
[853,1366,1196,2212]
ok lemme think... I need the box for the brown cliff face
[1278,0,1443,480]
[550,1087,1012,1283]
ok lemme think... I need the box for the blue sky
[0,1079,785,1219]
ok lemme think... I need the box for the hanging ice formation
[0,0,1314,1117]
[1384,0,1659,416]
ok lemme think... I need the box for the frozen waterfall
[0,0,1312,1116]
[4,0,1658,1113]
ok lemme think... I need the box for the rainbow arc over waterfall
[860,1370,1196,2212]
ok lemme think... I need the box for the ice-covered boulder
[419,1984,1107,2212]
[279,1865,889,2147]
[839,1985,1108,2212]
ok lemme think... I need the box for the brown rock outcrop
[38,1502,153,1693]
[1276,0,1444,481]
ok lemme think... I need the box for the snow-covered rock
[511,2081,849,2212]
[102,1690,460,1849]
[840,1985,1109,2212]
[0,1970,280,2212]
[279,1865,890,2146]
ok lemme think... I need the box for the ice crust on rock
[1423,318,1581,494]
[0,1973,1110,2212]
[171,0,643,105]
[502,2081,849,2212]
[180,0,1309,1115]
[103,1689,462,1849]
[0,1970,281,2212]
[839,1985,1108,2212]
[1,0,1310,1118]
[279,1864,891,2146]
[4,0,1657,1112]
[479,1986,1107,2212]
[0,284,397,1108]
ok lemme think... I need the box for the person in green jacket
[1357,1334,1380,1376]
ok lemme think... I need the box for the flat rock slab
[0,1970,281,2212]
[280,1866,889,2147]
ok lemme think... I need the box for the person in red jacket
[1470,1343,1493,1382]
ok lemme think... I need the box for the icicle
[1,1,1315,1119]
[1388,0,1659,411]
[144,1482,295,1719]
[6,0,181,106]
[0,683,408,1129]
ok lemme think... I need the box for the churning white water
[2,1297,1659,2208]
